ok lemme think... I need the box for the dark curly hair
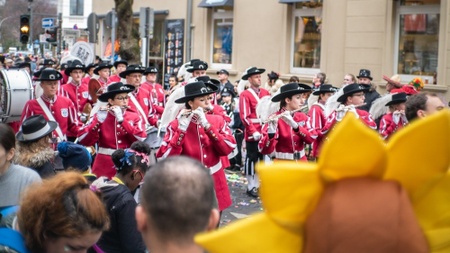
[111,141,151,175]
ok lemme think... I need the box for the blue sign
[42,18,56,28]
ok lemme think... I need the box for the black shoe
[246,187,258,198]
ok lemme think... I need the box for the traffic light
[46,28,57,43]
[20,15,30,44]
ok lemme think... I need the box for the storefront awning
[198,0,234,8]
[279,0,310,3]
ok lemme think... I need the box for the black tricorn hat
[16,115,57,142]
[175,81,216,104]
[64,60,86,75]
[186,60,208,73]
[36,68,63,81]
[195,76,219,92]
[242,67,266,80]
[40,58,56,66]
[312,84,339,95]
[357,69,373,80]
[119,64,145,78]
[113,60,128,69]
[143,66,158,75]
[337,83,369,103]
[98,82,135,102]
[94,62,113,75]
[386,92,407,106]
[271,83,312,102]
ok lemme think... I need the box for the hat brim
[385,98,407,106]
[242,68,266,80]
[312,88,338,96]
[16,121,58,142]
[36,76,63,81]
[271,89,310,102]
[119,69,145,78]
[98,85,135,102]
[113,61,128,68]
[382,75,403,88]
[94,64,113,75]
[337,87,369,103]
[64,67,85,76]
[174,90,216,104]
[356,75,373,81]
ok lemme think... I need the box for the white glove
[252,132,262,141]
[281,112,298,129]
[336,111,346,122]
[401,114,408,125]
[178,113,193,132]
[347,105,359,119]
[392,111,401,125]
[193,108,209,127]
[267,120,277,134]
[111,106,124,123]
[97,110,107,123]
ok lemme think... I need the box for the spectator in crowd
[16,171,109,253]
[91,141,150,253]
[343,73,357,86]
[357,69,381,112]
[289,76,300,83]
[216,69,236,104]
[0,124,41,208]
[57,141,96,183]
[405,92,446,122]
[312,72,326,89]
[135,156,219,253]
[15,115,57,178]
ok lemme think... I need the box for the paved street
[219,170,263,227]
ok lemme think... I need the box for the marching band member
[108,60,128,83]
[77,82,147,178]
[321,83,377,136]
[308,84,337,159]
[259,83,317,161]
[60,60,90,124]
[239,67,270,198]
[88,62,112,104]
[21,68,82,143]
[157,81,236,212]
[141,67,165,125]
[378,92,408,140]
[82,63,97,85]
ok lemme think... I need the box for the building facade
[91,0,450,100]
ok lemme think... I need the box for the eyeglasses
[115,96,129,101]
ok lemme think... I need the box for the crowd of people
[0,51,448,252]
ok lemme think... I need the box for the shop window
[211,7,233,67]
[395,0,440,84]
[291,1,323,74]
[70,0,84,16]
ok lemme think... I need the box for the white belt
[98,147,116,156]
[275,150,305,160]
[249,118,262,124]
[209,160,222,175]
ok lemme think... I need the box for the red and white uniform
[60,70,69,85]
[308,102,327,158]
[378,113,408,140]
[141,82,165,117]
[60,81,90,119]
[127,88,154,127]
[239,87,270,141]
[321,108,377,135]
[77,110,147,178]
[259,110,317,161]
[88,77,108,104]
[21,95,82,140]
[157,114,236,211]
[108,74,121,84]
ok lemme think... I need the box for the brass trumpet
[263,106,307,124]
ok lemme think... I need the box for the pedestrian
[216,69,235,104]
[157,81,236,212]
[15,115,57,178]
[343,73,357,86]
[57,141,96,183]
[135,156,219,253]
[321,83,377,135]
[312,72,326,89]
[308,84,337,159]
[16,171,110,253]
[378,92,408,140]
[264,71,284,95]
[91,141,150,253]
[0,124,41,208]
[259,83,317,161]
[239,66,270,198]
[405,92,446,122]
[357,69,381,112]
[20,68,82,144]
[78,82,147,178]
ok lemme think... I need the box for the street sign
[42,18,56,28]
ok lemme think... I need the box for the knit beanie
[57,142,92,172]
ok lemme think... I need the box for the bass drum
[0,69,34,123]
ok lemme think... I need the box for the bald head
[140,156,216,243]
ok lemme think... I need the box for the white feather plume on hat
[159,86,185,133]
[257,91,280,123]
[177,61,192,82]
[307,94,319,110]
[325,88,344,117]
[237,79,249,95]
[369,94,393,120]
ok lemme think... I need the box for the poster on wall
[163,19,185,90]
